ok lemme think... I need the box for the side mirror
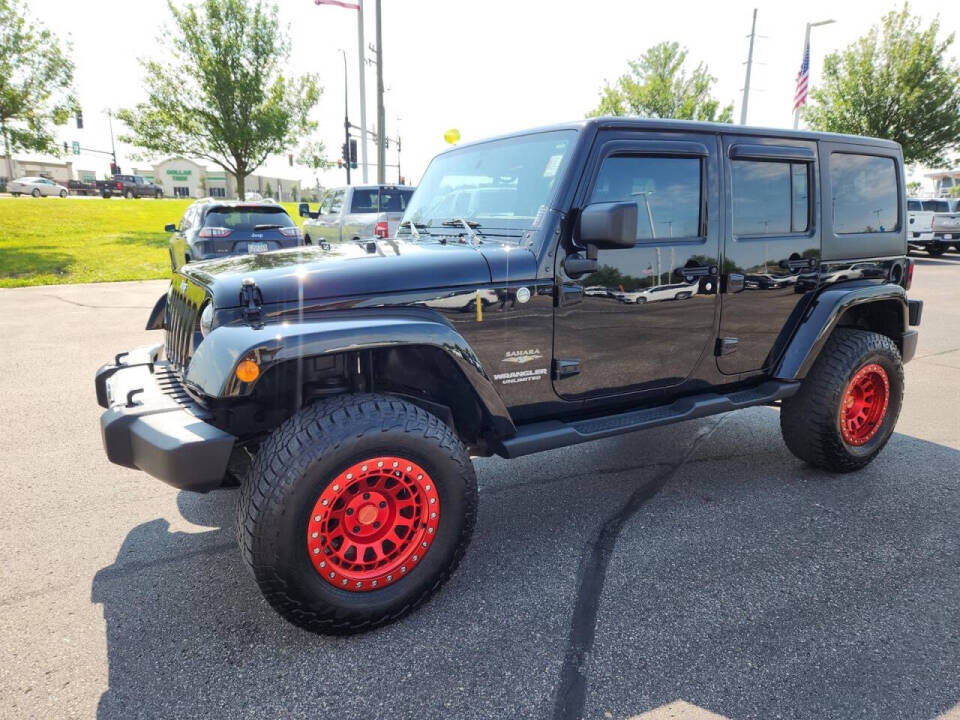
[298,202,310,218]
[164,223,176,232]
[578,202,638,249]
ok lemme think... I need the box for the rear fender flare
[185,309,515,437]
[774,283,908,380]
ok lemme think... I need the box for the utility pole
[341,50,351,185]
[356,0,368,183]
[740,9,758,125]
[374,0,386,184]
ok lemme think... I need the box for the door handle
[674,265,717,280]
[724,273,745,293]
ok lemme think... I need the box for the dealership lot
[0,258,958,720]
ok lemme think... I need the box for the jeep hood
[180,239,501,308]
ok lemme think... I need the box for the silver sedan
[8,176,68,197]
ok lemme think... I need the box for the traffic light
[341,142,349,164]
[76,110,83,129]
[110,162,118,175]
[349,139,357,169]
[288,153,293,167]
[63,141,68,154]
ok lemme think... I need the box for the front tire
[780,328,903,473]
[237,394,477,634]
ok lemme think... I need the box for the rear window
[907,200,922,212]
[921,200,950,213]
[831,154,899,234]
[204,206,293,230]
[732,160,810,235]
[350,188,414,213]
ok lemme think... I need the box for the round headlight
[199,302,214,337]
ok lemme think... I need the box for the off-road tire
[780,328,903,473]
[237,393,477,634]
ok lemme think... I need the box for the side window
[180,207,195,231]
[732,160,810,235]
[588,155,701,241]
[831,153,899,234]
[328,190,345,215]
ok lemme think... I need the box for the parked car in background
[619,281,698,303]
[8,176,67,197]
[299,184,415,244]
[906,199,936,254]
[165,198,302,270]
[100,174,164,199]
[913,198,960,254]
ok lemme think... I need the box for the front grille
[154,364,200,409]
[164,277,207,371]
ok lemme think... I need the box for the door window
[830,153,899,234]
[327,190,344,215]
[732,160,810,235]
[588,156,701,241]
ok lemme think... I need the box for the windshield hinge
[240,277,263,325]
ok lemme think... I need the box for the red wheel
[307,456,440,591]
[839,363,890,446]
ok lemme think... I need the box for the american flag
[314,0,360,9]
[793,39,810,112]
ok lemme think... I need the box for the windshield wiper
[441,218,482,244]
[253,224,284,230]
[398,220,427,239]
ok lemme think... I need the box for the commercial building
[4,154,302,201]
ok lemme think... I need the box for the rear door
[717,135,820,375]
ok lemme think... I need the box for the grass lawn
[0,197,303,288]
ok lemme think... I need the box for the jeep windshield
[399,129,576,239]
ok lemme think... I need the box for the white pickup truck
[907,199,936,254]
[910,198,960,255]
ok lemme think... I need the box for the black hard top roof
[437,116,901,154]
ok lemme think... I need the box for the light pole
[374,0,386,184]
[793,19,835,129]
[740,8,758,125]
[340,49,351,185]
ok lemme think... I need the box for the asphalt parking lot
[1,257,958,720]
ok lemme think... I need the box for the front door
[716,136,821,375]
[553,131,722,400]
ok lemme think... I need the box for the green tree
[804,5,960,166]
[117,0,321,198]
[588,42,733,122]
[0,0,76,179]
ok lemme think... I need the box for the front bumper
[96,344,235,492]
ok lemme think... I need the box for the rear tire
[31,188,40,197]
[125,190,134,199]
[780,328,903,473]
[59,189,67,198]
[928,244,945,256]
[237,393,477,634]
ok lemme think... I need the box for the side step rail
[497,380,799,459]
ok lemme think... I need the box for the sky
[24,0,960,191]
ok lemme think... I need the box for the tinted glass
[831,154,899,234]
[403,130,575,232]
[380,189,414,212]
[328,190,344,214]
[732,161,809,235]
[589,156,701,240]
[921,200,949,213]
[907,200,922,211]
[204,207,293,230]
[350,190,380,213]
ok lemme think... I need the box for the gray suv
[299,184,414,245]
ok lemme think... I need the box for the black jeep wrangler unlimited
[96,119,922,634]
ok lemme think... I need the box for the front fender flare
[145,293,167,331]
[186,309,515,437]
[774,282,908,380]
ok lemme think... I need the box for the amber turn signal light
[236,359,260,383]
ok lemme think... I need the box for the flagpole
[793,23,811,129]
[357,0,369,183]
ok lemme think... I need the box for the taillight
[374,221,389,238]
[905,258,915,290]
[279,226,302,239]
[198,226,232,238]
[116,182,122,189]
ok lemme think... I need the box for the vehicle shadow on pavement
[91,417,960,720]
